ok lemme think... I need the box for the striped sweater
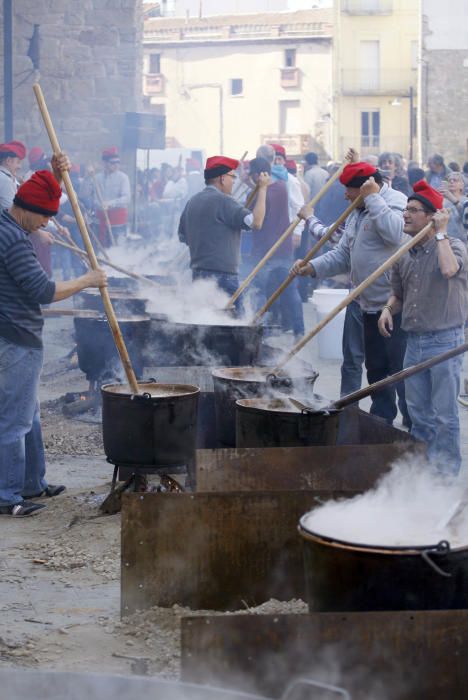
[0,209,55,348]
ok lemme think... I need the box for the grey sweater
[178,186,251,274]
[309,183,407,312]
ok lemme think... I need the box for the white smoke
[302,456,468,548]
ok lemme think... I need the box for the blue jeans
[404,326,464,475]
[340,299,365,396]
[248,259,305,336]
[0,338,47,506]
[192,269,243,313]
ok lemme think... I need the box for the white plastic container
[312,288,349,361]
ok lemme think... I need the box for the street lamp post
[391,86,415,161]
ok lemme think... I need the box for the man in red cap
[0,156,107,517]
[292,151,410,426]
[0,140,26,209]
[94,147,130,245]
[178,155,269,302]
[379,181,468,474]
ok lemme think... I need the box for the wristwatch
[435,232,449,241]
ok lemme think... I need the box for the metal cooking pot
[212,365,319,447]
[74,316,150,382]
[107,275,139,293]
[298,516,468,612]
[78,289,147,316]
[0,670,350,700]
[101,381,199,467]
[172,321,264,367]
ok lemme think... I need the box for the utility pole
[3,0,13,141]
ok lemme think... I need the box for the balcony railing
[144,73,165,96]
[342,0,393,14]
[340,69,417,96]
[280,67,301,88]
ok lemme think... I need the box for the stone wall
[422,49,468,164]
[422,1,468,165]
[0,0,143,166]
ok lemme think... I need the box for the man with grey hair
[439,171,468,243]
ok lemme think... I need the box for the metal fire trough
[121,409,422,613]
[180,611,468,700]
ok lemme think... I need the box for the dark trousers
[340,300,365,396]
[363,311,410,425]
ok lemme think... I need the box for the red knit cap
[14,170,62,216]
[102,146,120,161]
[204,155,239,179]
[285,159,297,173]
[271,143,286,158]
[28,146,45,166]
[340,162,377,186]
[0,140,26,160]
[408,180,443,212]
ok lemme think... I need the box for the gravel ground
[0,314,308,681]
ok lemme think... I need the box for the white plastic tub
[312,288,349,361]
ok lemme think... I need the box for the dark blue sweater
[0,210,56,348]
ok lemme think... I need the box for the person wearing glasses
[178,155,269,301]
[291,158,410,427]
[94,146,131,246]
[378,180,468,475]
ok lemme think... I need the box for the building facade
[332,0,419,161]
[143,10,333,159]
[421,0,468,165]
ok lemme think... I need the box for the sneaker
[0,500,46,517]
[29,484,66,499]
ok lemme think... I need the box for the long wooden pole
[226,161,347,310]
[273,219,435,372]
[52,236,161,288]
[333,340,468,411]
[92,173,116,247]
[33,83,139,394]
[250,195,363,324]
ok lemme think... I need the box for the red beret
[14,170,62,216]
[270,143,286,158]
[0,140,26,160]
[204,155,239,179]
[340,162,377,186]
[102,146,120,161]
[409,180,443,212]
[28,146,46,166]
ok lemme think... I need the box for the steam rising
[105,239,256,326]
[302,457,468,548]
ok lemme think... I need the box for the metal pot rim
[101,382,200,399]
[298,519,466,554]
[236,397,339,415]
[212,366,318,383]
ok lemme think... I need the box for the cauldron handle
[421,540,452,578]
[281,678,351,700]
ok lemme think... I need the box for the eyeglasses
[404,206,426,214]
[224,173,237,180]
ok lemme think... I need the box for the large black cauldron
[212,365,319,447]
[235,396,338,449]
[172,322,264,367]
[78,289,147,316]
[101,382,199,467]
[107,275,139,293]
[74,316,150,382]
[298,517,468,611]
[0,669,265,700]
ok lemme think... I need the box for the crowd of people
[1,133,468,517]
